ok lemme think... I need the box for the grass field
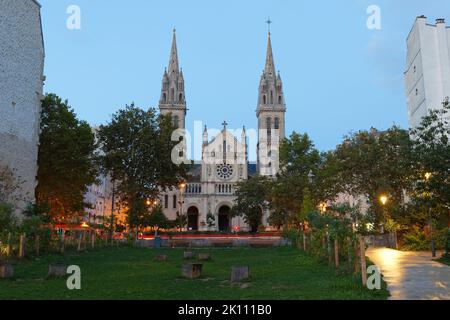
[0,247,389,300]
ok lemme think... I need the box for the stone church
[158,30,287,232]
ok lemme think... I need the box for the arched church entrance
[187,206,199,231]
[218,205,231,232]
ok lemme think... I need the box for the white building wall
[405,17,450,129]
[0,0,45,214]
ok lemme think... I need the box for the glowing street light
[81,222,89,229]
[380,195,388,206]
[319,203,327,213]
[425,172,432,181]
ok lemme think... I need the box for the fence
[0,230,127,262]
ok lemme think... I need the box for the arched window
[270,91,274,104]
[274,117,280,130]
[278,95,282,104]
[173,115,179,129]
[266,117,272,137]
[263,95,267,104]
[164,195,169,209]
[173,195,177,209]
[170,88,175,101]
[163,93,167,103]
[179,93,183,102]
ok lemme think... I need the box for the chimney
[436,18,446,24]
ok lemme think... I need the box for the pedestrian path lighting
[424,172,436,258]
[379,195,388,234]
[380,195,388,206]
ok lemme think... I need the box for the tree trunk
[359,235,367,287]
[35,235,40,256]
[19,233,26,259]
[334,239,339,268]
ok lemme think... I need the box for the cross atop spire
[222,121,228,131]
[266,17,272,34]
[168,28,179,74]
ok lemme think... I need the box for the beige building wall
[0,0,45,215]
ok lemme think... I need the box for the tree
[410,98,450,224]
[333,126,413,223]
[145,205,170,236]
[97,104,186,232]
[36,94,98,222]
[271,132,321,216]
[232,176,270,233]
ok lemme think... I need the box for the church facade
[158,30,287,232]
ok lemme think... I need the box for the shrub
[402,225,447,251]
[282,228,301,248]
[0,202,17,231]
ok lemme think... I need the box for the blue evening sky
[39,0,450,160]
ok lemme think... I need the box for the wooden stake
[327,233,332,265]
[347,237,353,270]
[19,233,26,258]
[77,232,83,252]
[60,235,65,254]
[359,235,367,287]
[6,232,11,258]
[35,235,40,256]
[91,233,95,249]
[334,238,339,268]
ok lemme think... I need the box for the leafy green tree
[232,176,270,233]
[36,94,98,222]
[97,104,186,232]
[410,98,450,225]
[145,205,170,236]
[0,203,17,231]
[333,126,413,223]
[271,132,321,216]
[267,209,288,230]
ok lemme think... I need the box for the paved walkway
[367,248,450,300]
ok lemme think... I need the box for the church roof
[264,32,276,77]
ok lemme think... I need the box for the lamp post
[179,182,186,231]
[379,195,388,234]
[425,172,436,258]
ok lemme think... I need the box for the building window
[266,117,272,136]
[163,93,167,102]
[415,88,418,96]
[173,195,177,209]
[173,115,179,129]
[274,117,280,130]
[164,195,169,209]
[263,95,266,104]
[179,93,183,102]
[270,91,274,104]
[170,88,175,101]
[278,96,282,104]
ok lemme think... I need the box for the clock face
[216,164,234,180]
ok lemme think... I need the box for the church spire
[264,32,276,77]
[159,29,186,129]
[168,28,179,75]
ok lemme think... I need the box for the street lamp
[379,195,388,235]
[179,182,187,231]
[424,172,436,258]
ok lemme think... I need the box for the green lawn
[0,247,389,300]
